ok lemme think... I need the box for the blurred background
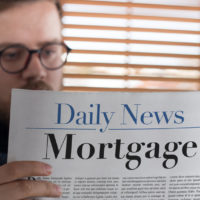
[61,0,200,92]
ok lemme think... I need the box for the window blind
[61,0,200,92]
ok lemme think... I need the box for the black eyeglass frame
[0,42,72,74]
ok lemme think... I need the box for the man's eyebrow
[37,39,63,47]
[0,43,14,49]
[0,39,63,49]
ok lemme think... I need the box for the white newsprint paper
[8,89,200,200]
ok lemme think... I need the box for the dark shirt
[0,152,7,166]
[0,122,8,166]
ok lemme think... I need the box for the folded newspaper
[8,89,200,200]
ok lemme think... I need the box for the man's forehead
[0,1,60,24]
[0,1,62,50]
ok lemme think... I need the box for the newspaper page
[7,89,200,200]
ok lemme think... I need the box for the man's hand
[0,161,62,200]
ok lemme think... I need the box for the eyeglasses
[0,42,72,74]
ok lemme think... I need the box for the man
[0,0,71,198]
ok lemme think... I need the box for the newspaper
[7,89,200,200]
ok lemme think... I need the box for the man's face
[0,1,63,122]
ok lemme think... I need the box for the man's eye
[43,50,56,56]
[3,52,19,60]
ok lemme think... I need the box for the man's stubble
[0,79,62,127]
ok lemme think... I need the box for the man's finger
[0,161,52,184]
[0,180,61,200]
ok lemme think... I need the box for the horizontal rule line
[109,126,200,131]
[26,128,96,131]
[26,126,200,131]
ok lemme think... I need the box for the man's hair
[0,0,62,18]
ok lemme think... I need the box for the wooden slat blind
[61,0,200,92]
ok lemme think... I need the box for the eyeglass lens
[1,46,29,73]
[41,43,66,70]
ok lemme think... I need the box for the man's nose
[21,53,47,80]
